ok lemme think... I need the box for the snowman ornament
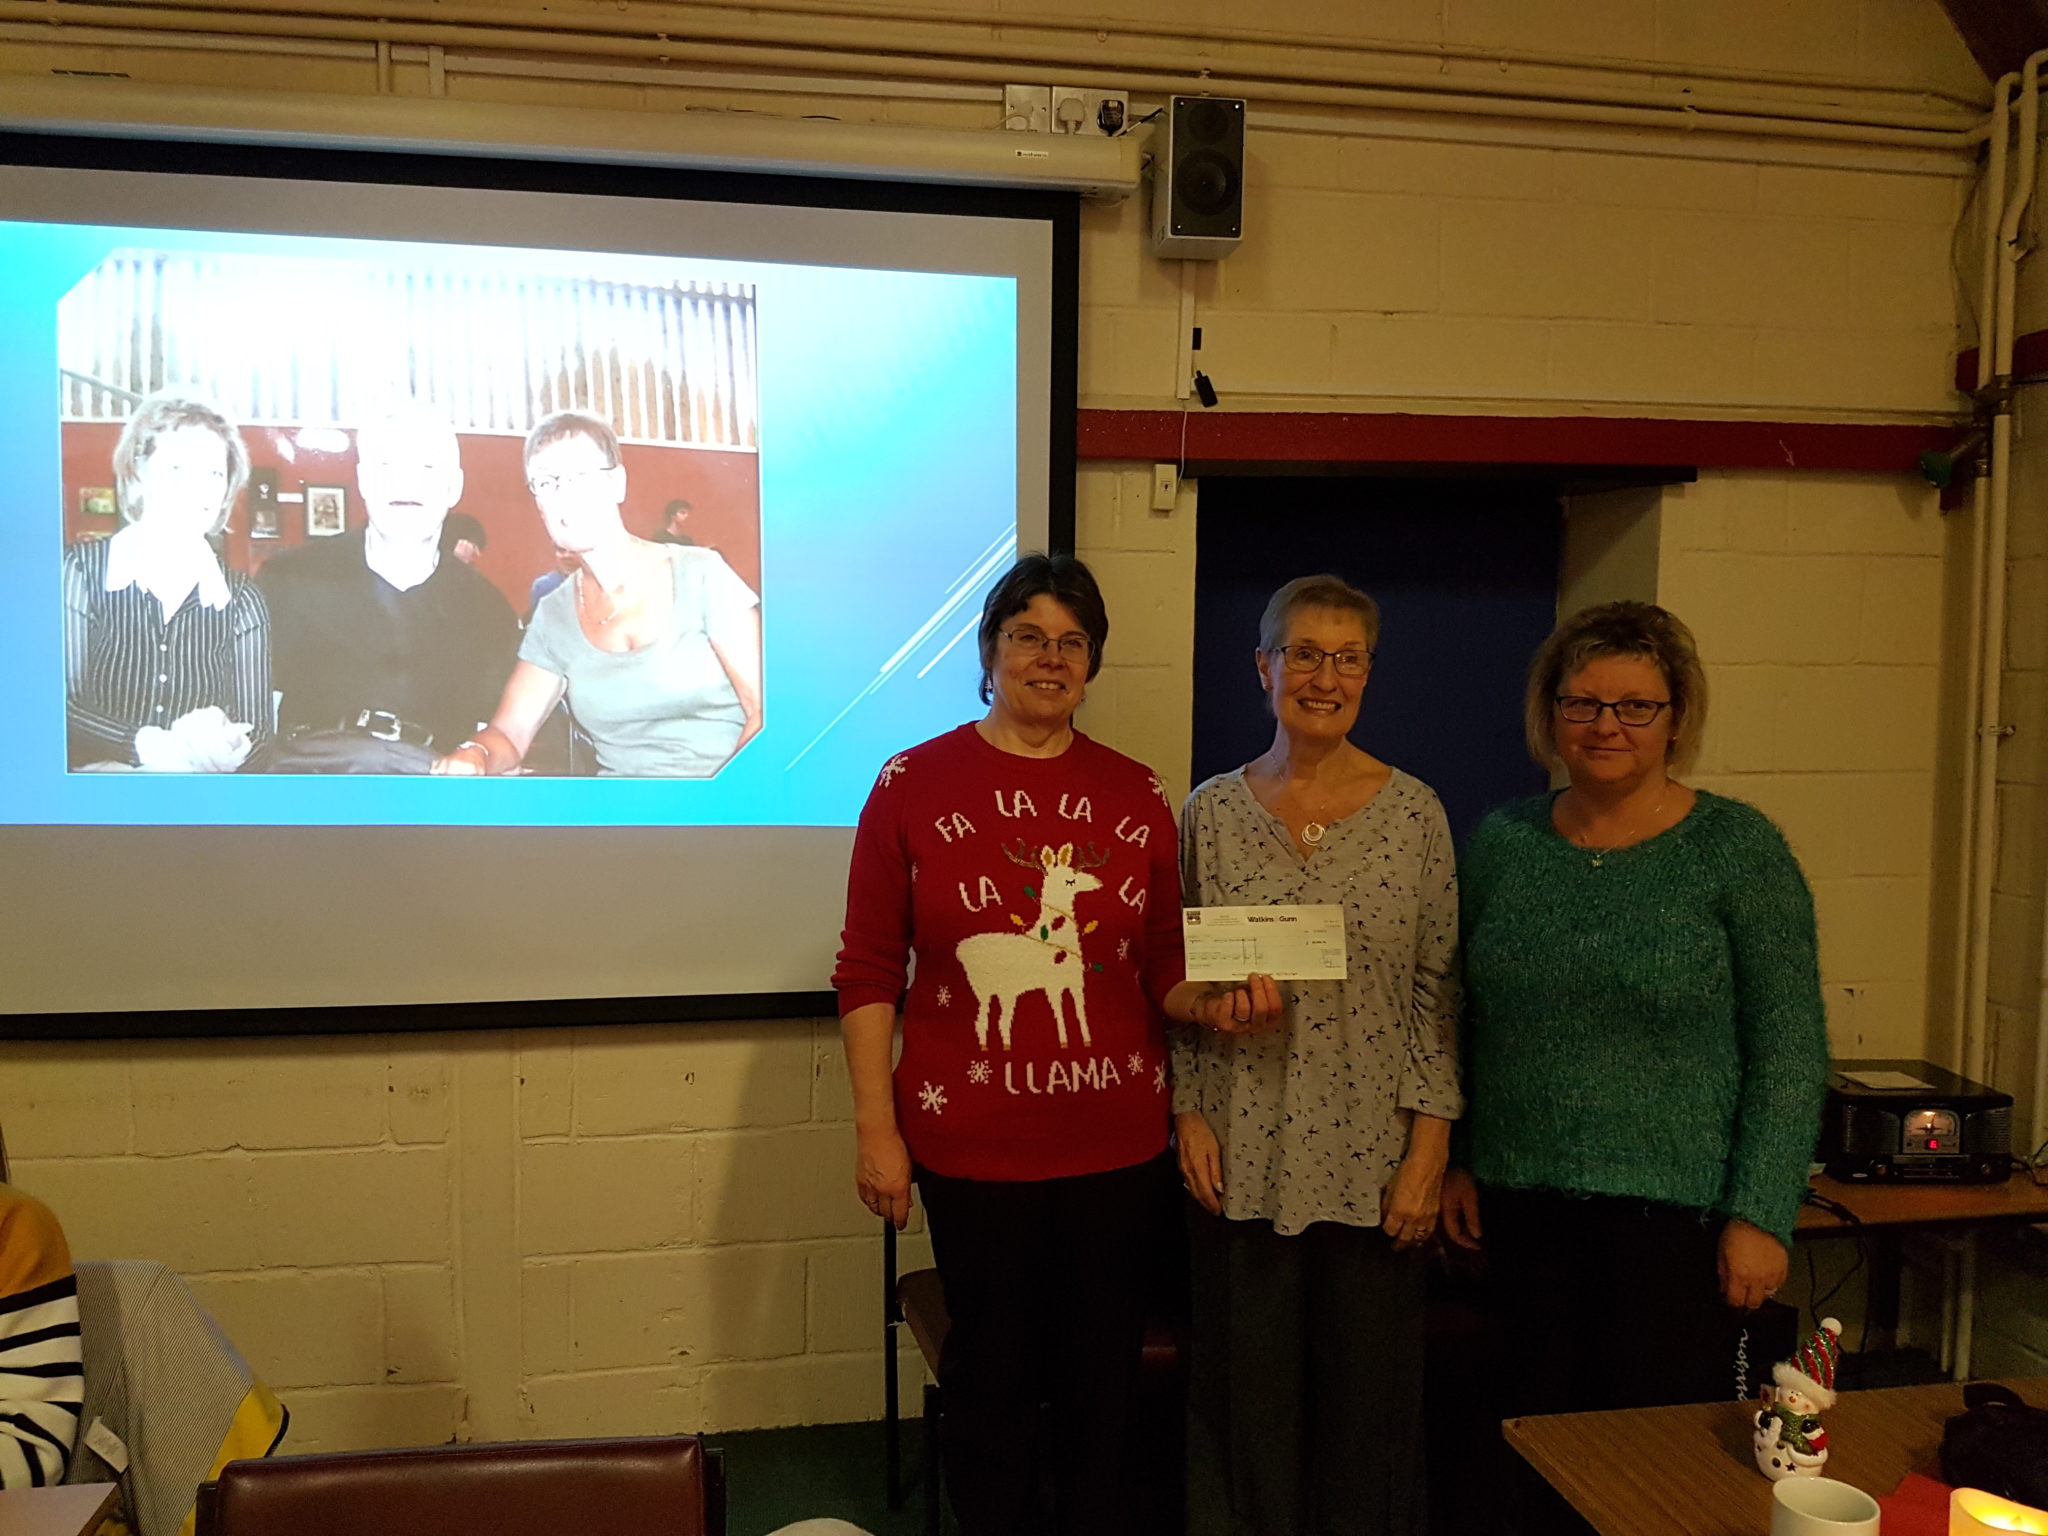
[1753,1317,1842,1481]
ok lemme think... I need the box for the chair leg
[885,1352,904,1508]
[884,1220,904,1509]
[923,1381,943,1536]
[703,1444,728,1536]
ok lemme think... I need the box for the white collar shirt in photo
[102,525,230,624]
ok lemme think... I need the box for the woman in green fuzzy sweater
[1443,602,1827,1437]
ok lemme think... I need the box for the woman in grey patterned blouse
[1172,573,1463,1536]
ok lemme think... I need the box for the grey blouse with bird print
[1171,766,1464,1236]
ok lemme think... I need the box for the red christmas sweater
[833,723,1185,1181]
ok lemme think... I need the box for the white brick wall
[0,0,1984,1443]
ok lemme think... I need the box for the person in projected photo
[440,511,489,568]
[1173,574,1460,1536]
[1442,601,1828,1535]
[431,411,762,778]
[258,408,518,774]
[832,554,1279,1536]
[62,392,271,772]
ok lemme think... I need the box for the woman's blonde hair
[1523,601,1707,774]
[113,393,250,537]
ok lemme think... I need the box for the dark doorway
[1192,477,1564,844]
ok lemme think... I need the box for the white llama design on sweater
[955,841,1108,1051]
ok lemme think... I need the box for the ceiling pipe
[0,0,1986,148]
[648,0,1993,114]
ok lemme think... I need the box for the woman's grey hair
[1523,601,1708,775]
[1258,574,1382,654]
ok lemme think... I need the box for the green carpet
[708,1419,943,1536]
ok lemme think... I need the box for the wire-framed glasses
[1270,643,1372,677]
[1554,695,1672,727]
[1001,627,1092,662]
[527,464,616,497]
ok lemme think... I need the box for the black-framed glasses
[1270,643,1372,677]
[1554,695,1672,727]
[1001,627,1092,662]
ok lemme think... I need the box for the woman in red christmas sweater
[834,553,1276,1536]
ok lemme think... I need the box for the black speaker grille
[1837,1104,1900,1155]
[1168,97,1244,240]
[1967,1105,2012,1155]
[1183,100,1234,146]
[1177,150,1240,217]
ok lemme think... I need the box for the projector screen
[0,135,1075,1035]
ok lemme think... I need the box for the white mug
[1768,1476,1881,1536]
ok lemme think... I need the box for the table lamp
[1952,1488,2048,1535]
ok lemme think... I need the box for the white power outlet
[1150,462,1179,511]
[1050,87,1131,136]
[1002,84,1051,133]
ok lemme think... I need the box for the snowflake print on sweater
[833,724,1186,1181]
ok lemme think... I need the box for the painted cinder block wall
[0,0,1992,1435]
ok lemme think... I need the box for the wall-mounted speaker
[1150,95,1245,260]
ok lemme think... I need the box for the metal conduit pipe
[24,0,1988,136]
[1954,75,2016,1077]
[1243,107,1970,178]
[1967,55,2043,1103]
[643,0,1993,113]
[0,19,368,54]
[0,2,1991,151]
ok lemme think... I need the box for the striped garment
[61,535,272,768]
[0,1185,82,1488]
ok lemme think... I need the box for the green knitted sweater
[1460,790,1828,1244]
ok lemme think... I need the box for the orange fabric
[0,1183,73,1296]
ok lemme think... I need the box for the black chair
[882,1220,946,1536]
[196,1435,725,1536]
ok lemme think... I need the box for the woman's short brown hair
[976,553,1109,704]
[1524,601,1708,774]
[112,393,250,537]
[523,410,621,474]
[1258,573,1382,655]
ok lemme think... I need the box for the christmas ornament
[1753,1317,1842,1481]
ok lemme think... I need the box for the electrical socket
[1150,462,1179,511]
[1050,86,1130,136]
[1002,84,1051,133]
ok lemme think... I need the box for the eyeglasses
[1001,627,1092,662]
[1554,695,1672,727]
[1270,644,1372,677]
[527,464,616,497]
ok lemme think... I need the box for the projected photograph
[56,246,763,779]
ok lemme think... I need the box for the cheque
[1181,904,1348,983]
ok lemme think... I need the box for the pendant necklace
[1296,777,1341,848]
[1570,785,1668,868]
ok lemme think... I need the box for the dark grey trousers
[1186,1208,1427,1536]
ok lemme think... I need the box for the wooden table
[1796,1172,2048,1233]
[0,1484,118,1536]
[1505,1375,2048,1536]
[1794,1172,2048,1362]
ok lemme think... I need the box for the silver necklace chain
[1564,785,1669,867]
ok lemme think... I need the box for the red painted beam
[1953,329,2048,391]
[1076,409,1952,474]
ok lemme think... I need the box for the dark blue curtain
[1190,478,1562,846]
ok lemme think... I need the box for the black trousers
[915,1153,1170,1536]
[1479,1186,1742,1536]
[1185,1209,1426,1536]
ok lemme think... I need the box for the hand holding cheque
[1172,905,1349,1034]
